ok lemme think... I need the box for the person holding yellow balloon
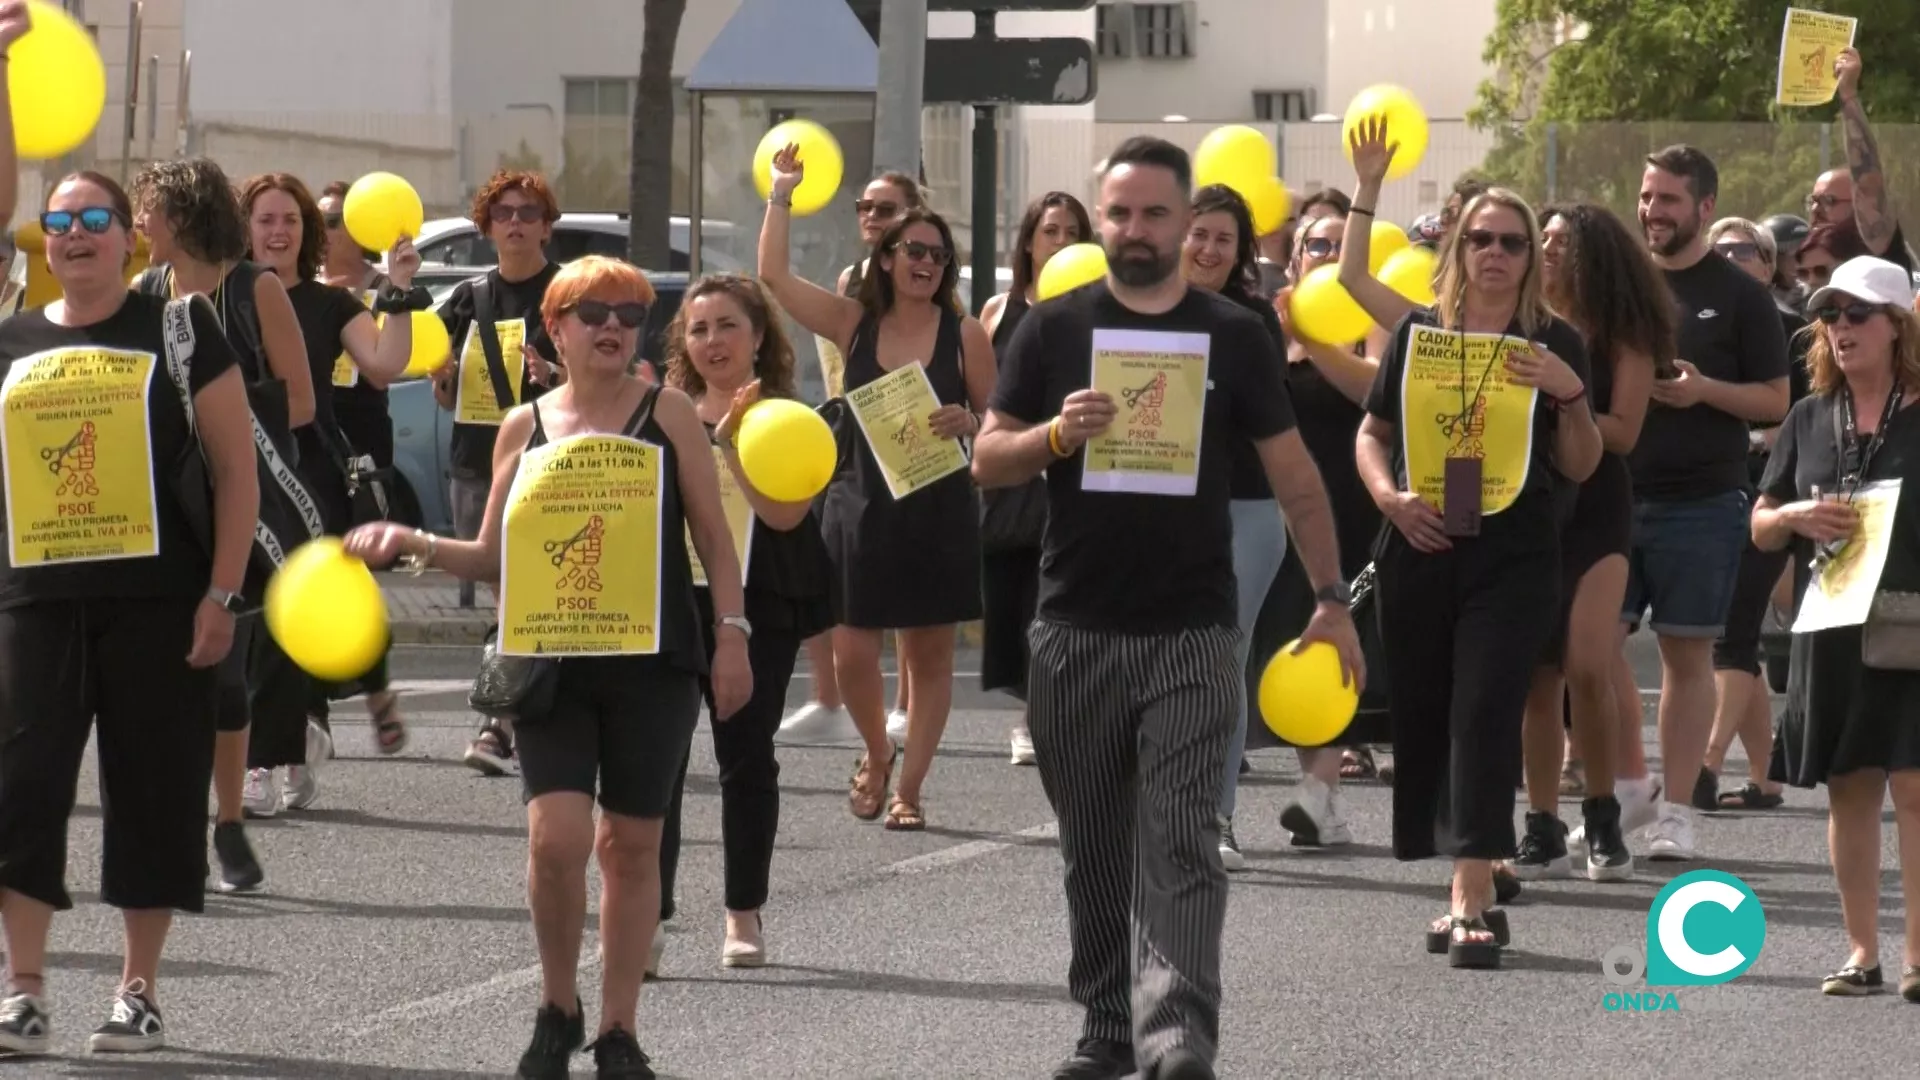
[758,143,996,832]
[347,255,750,1078]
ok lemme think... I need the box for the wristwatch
[1315,582,1352,607]
[207,584,247,614]
[718,614,753,639]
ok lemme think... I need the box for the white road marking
[879,821,1058,877]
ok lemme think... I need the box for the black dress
[981,294,1041,697]
[822,307,983,629]
[1764,392,1920,787]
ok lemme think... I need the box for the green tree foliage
[1470,0,1920,222]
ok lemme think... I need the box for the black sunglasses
[1466,229,1531,256]
[41,207,121,236]
[323,211,344,229]
[567,300,649,329]
[893,239,952,266]
[1813,301,1883,326]
[489,203,546,225]
[1302,237,1341,259]
[856,199,901,218]
[1714,241,1761,262]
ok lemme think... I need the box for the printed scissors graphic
[40,424,92,474]
[1120,377,1159,409]
[545,522,595,567]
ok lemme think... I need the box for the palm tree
[629,0,688,270]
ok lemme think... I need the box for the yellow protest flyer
[0,347,161,567]
[498,434,662,656]
[1793,479,1900,634]
[1082,328,1209,496]
[688,444,755,588]
[1400,326,1539,515]
[454,318,527,426]
[814,334,847,399]
[331,290,377,388]
[1776,8,1857,107]
[845,362,969,500]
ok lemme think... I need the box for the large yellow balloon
[1379,245,1439,307]
[402,310,453,377]
[752,119,845,217]
[1259,639,1359,747]
[343,173,425,254]
[10,2,107,159]
[736,398,836,502]
[1194,125,1277,195]
[1288,264,1373,346]
[266,538,390,682]
[1036,242,1108,301]
[1342,84,1430,181]
[1368,219,1411,275]
[1245,176,1292,237]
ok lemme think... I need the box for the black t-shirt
[1761,391,1920,596]
[0,293,237,610]
[1224,293,1286,500]
[990,283,1298,633]
[1288,357,1378,577]
[286,280,366,434]
[1363,307,1592,519]
[1629,252,1789,501]
[438,264,560,477]
[1880,223,1916,276]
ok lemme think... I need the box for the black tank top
[698,418,833,636]
[990,293,1030,356]
[525,385,706,676]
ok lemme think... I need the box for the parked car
[410,213,742,274]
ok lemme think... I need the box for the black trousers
[245,628,322,770]
[660,626,801,917]
[1378,516,1560,861]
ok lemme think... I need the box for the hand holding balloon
[342,522,418,570]
[715,379,764,447]
[1294,603,1366,695]
[386,236,421,290]
[1347,114,1398,188]
[769,144,805,201]
[0,0,33,50]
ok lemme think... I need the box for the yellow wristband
[1047,417,1069,458]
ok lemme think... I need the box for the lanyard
[1436,328,1510,441]
[1836,384,1903,502]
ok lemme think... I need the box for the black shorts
[1542,455,1632,668]
[0,598,218,912]
[1713,541,1791,675]
[516,655,702,819]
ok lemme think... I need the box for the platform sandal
[1443,916,1501,969]
[1426,908,1509,954]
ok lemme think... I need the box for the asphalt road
[26,639,1917,1078]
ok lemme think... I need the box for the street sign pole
[971,54,998,315]
[873,0,929,176]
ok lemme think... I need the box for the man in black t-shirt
[976,137,1361,1080]
[1626,147,1790,864]
[1807,48,1914,275]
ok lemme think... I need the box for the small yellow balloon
[737,398,837,502]
[1379,245,1439,307]
[1368,219,1411,275]
[403,310,453,377]
[265,538,390,682]
[1288,264,1373,346]
[9,1,107,160]
[1259,639,1359,747]
[1194,125,1277,195]
[1244,176,1292,237]
[343,173,425,255]
[752,119,845,217]
[1036,242,1108,301]
[1342,84,1430,181]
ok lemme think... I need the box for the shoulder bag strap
[161,296,200,438]
[471,278,520,411]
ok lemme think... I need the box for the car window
[418,231,496,267]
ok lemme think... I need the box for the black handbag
[980,478,1048,551]
[468,629,559,721]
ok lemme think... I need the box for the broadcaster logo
[1599,870,1766,1012]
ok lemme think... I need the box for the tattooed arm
[1836,47,1903,255]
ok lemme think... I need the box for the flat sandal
[848,743,897,821]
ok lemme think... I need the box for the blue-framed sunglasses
[40,207,122,236]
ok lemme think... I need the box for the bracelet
[769,195,792,208]
[1046,416,1070,458]
[399,529,436,575]
[1553,386,1589,410]
[1351,205,1376,217]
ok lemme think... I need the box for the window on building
[1133,2,1194,59]
[1252,90,1315,123]
[1094,3,1132,58]
[558,76,691,215]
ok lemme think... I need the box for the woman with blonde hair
[1752,256,1920,1001]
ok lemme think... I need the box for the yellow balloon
[1341,84,1430,181]
[1368,219,1411,275]
[736,398,837,502]
[1036,242,1107,301]
[752,119,845,217]
[1244,176,1292,237]
[1288,264,1373,346]
[1194,125,1277,194]
[1379,245,1439,307]
[9,2,106,159]
[1259,639,1359,747]
[265,538,390,682]
[402,310,453,377]
[343,173,425,255]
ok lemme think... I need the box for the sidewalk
[379,571,985,647]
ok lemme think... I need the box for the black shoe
[1052,1037,1133,1080]
[1511,811,1570,880]
[1492,863,1522,904]
[1821,963,1884,996]
[1582,795,1634,882]
[0,991,51,1054]
[1691,766,1720,812]
[88,981,163,1053]
[516,999,585,1079]
[212,821,265,894]
[587,1026,655,1078]
[1151,1048,1215,1080]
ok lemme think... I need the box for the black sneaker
[1691,766,1720,812]
[1822,963,1884,996]
[517,999,585,1079]
[1511,811,1570,880]
[588,1026,655,1078]
[0,991,50,1054]
[465,724,515,777]
[1053,1036,1134,1080]
[1151,1047,1216,1079]
[88,980,163,1053]
[212,821,265,894]
[1583,795,1635,882]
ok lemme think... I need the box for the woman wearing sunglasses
[1352,119,1603,966]
[0,156,261,1050]
[347,255,752,1076]
[760,145,995,831]
[1752,255,1920,1002]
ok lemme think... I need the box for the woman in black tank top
[348,256,749,1075]
[760,146,997,831]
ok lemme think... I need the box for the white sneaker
[1280,776,1351,847]
[242,768,280,819]
[1324,787,1356,845]
[1010,726,1036,766]
[886,709,909,740]
[282,766,317,812]
[305,719,333,771]
[1569,776,1662,858]
[1645,801,1698,861]
[774,703,859,746]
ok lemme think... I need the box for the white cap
[1806,255,1916,312]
